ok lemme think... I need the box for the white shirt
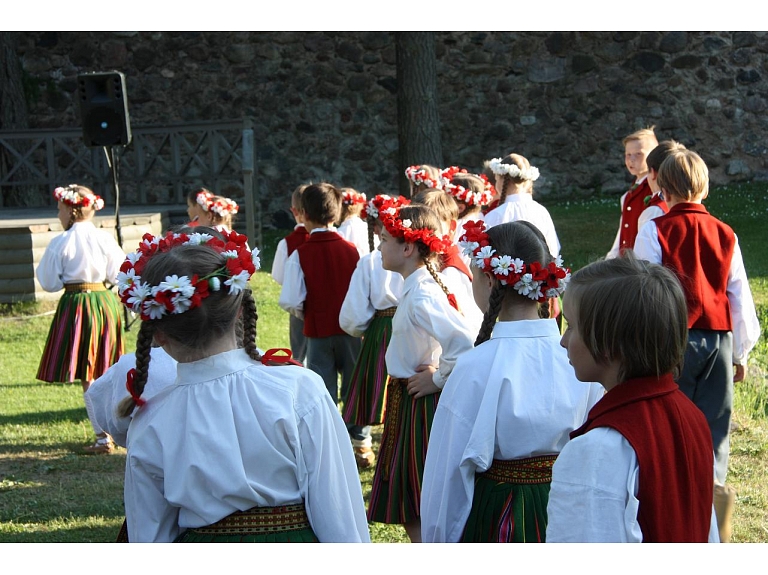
[440,266,483,340]
[337,216,374,257]
[36,220,126,291]
[384,266,475,389]
[483,194,561,258]
[606,175,648,260]
[124,348,370,543]
[85,347,178,448]
[272,224,306,286]
[339,250,403,337]
[453,213,485,264]
[634,221,761,365]
[421,319,604,542]
[636,193,666,231]
[546,426,720,543]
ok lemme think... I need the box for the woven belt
[479,455,558,485]
[374,306,397,317]
[189,504,311,535]
[64,282,106,292]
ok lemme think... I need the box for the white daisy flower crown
[488,158,540,182]
[53,185,105,210]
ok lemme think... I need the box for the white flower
[382,207,396,215]
[143,298,168,320]
[185,233,213,245]
[126,282,151,312]
[458,240,479,257]
[555,255,564,268]
[126,251,142,265]
[224,270,250,295]
[474,245,496,267]
[116,269,138,295]
[252,247,261,271]
[490,254,513,276]
[222,250,239,259]
[511,258,525,273]
[171,293,193,314]
[155,275,195,298]
[402,219,412,228]
[514,273,539,297]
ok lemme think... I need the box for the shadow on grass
[0,407,86,427]
[0,523,124,543]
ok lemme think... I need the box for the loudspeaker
[77,71,132,147]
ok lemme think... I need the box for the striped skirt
[461,455,557,543]
[366,377,439,524]
[36,283,124,384]
[342,308,395,427]
[174,504,318,543]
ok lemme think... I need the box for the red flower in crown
[361,194,410,220]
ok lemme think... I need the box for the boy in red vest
[272,184,309,363]
[636,140,684,230]
[279,183,373,465]
[606,127,658,258]
[547,255,718,542]
[634,149,761,485]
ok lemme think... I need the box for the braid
[241,289,261,362]
[423,257,454,304]
[496,176,509,207]
[116,321,156,418]
[474,282,505,346]
[367,216,375,253]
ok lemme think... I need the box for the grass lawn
[0,184,766,543]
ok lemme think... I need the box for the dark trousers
[676,329,733,484]
[289,314,307,364]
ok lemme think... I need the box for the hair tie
[260,348,304,367]
[125,368,146,407]
[447,293,460,313]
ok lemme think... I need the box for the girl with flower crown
[440,167,493,248]
[186,188,214,227]
[339,194,408,468]
[484,154,561,259]
[336,187,371,256]
[366,203,475,542]
[404,164,443,196]
[206,194,239,232]
[36,184,126,454]
[117,229,369,542]
[421,220,603,543]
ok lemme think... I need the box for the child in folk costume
[606,126,659,259]
[336,187,372,256]
[206,195,239,232]
[186,187,214,226]
[339,194,409,468]
[484,154,561,259]
[367,204,475,542]
[117,229,369,542]
[404,164,443,196]
[547,254,720,542]
[634,149,761,487]
[421,220,602,543]
[272,184,309,363]
[441,167,493,248]
[36,184,126,454]
[636,140,684,230]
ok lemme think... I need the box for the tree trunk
[396,32,443,197]
[0,31,31,207]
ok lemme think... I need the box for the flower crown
[53,185,105,211]
[379,203,452,255]
[488,158,540,182]
[404,166,441,190]
[342,190,366,206]
[361,194,410,220]
[117,229,260,321]
[440,166,495,207]
[195,190,215,211]
[459,220,569,303]
[210,197,239,217]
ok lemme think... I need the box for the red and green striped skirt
[174,504,318,543]
[366,377,439,524]
[342,309,395,427]
[36,284,124,384]
[461,455,557,543]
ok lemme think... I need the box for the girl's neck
[397,258,424,280]
[497,300,541,322]
[163,331,239,363]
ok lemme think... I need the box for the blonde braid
[116,322,156,418]
[423,257,459,311]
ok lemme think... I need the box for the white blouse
[483,194,561,258]
[339,250,403,337]
[36,221,126,291]
[421,319,604,542]
[337,216,374,257]
[124,348,370,543]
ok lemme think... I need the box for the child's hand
[734,364,746,383]
[407,364,440,398]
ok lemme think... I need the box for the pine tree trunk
[0,31,31,207]
[396,32,443,197]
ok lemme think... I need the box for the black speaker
[77,71,132,147]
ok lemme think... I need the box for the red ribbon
[125,368,146,407]
[260,348,304,367]
[447,293,461,313]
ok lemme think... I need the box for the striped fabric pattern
[342,313,394,426]
[366,378,439,524]
[36,290,124,383]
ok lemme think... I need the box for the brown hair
[493,153,534,204]
[116,226,260,417]
[301,182,342,225]
[187,187,212,206]
[208,195,236,229]
[646,140,686,173]
[448,172,485,217]
[408,164,442,195]
[291,183,309,210]
[566,252,688,382]
[61,185,98,230]
[656,149,709,202]
[412,188,459,234]
[622,126,658,147]
[338,187,365,225]
[474,221,553,346]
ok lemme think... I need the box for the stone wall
[13,31,768,218]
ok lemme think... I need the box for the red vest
[618,178,652,254]
[296,231,359,338]
[645,192,668,214]
[654,203,735,331]
[285,225,308,256]
[441,244,472,281]
[571,374,713,542]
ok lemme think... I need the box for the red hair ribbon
[125,368,146,407]
[260,348,304,367]
[447,293,461,313]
